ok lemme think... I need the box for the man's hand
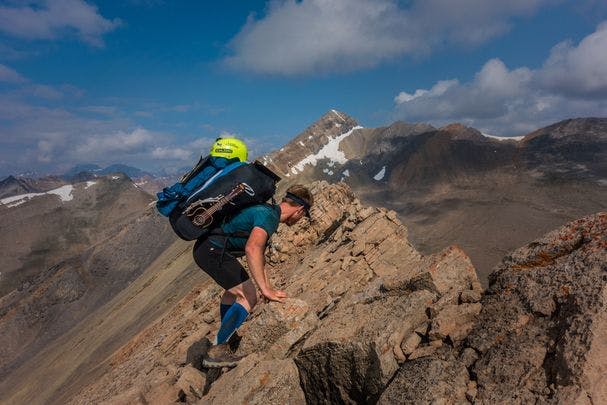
[245,227,288,303]
[261,287,288,303]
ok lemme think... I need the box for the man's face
[286,206,306,226]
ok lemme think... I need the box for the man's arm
[245,227,287,302]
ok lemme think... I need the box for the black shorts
[192,237,249,290]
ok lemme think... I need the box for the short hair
[283,184,313,208]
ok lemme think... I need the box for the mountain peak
[260,110,360,178]
[319,109,354,124]
[439,123,484,141]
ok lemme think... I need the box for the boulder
[236,299,319,358]
[378,352,469,404]
[295,290,435,403]
[467,212,607,403]
[175,365,206,401]
[429,302,482,343]
[202,355,305,404]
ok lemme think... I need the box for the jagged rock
[425,245,481,296]
[467,212,607,403]
[236,299,319,358]
[401,332,422,356]
[295,290,435,403]
[460,288,482,303]
[202,355,305,404]
[379,352,469,404]
[408,345,439,360]
[296,341,384,404]
[459,347,479,368]
[142,381,182,405]
[202,313,214,324]
[429,302,482,343]
[175,365,206,400]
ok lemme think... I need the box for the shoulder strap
[180,155,211,184]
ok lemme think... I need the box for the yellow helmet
[209,137,248,162]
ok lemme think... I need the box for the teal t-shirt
[218,204,281,251]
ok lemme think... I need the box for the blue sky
[0,0,606,177]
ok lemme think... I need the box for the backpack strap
[208,228,249,259]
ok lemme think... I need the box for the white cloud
[224,0,552,75]
[394,23,607,134]
[0,0,121,47]
[0,63,26,83]
[152,146,192,160]
[395,80,457,103]
[74,127,155,156]
[539,21,607,98]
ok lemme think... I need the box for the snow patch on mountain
[482,132,524,141]
[292,126,363,173]
[48,185,74,201]
[0,184,74,207]
[374,166,386,181]
[85,181,97,189]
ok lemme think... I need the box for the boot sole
[202,358,240,369]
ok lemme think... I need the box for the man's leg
[216,279,257,344]
[220,290,236,321]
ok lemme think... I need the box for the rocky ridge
[67,183,606,404]
[68,181,485,404]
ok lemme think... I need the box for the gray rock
[468,212,607,403]
[379,354,469,404]
[460,289,482,303]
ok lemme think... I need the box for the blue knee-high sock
[216,302,248,344]
[220,303,232,321]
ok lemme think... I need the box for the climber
[196,184,314,368]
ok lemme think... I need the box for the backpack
[160,159,281,241]
[156,155,238,217]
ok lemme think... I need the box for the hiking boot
[202,343,243,368]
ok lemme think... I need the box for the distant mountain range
[261,111,607,280]
[62,163,154,180]
[0,164,174,199]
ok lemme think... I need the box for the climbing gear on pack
[168,160,281,241]
[156,155,240,217]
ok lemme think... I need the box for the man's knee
[229,281,257,310]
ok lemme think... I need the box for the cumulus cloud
[0,0,121,47]
[224,0,552,75]
[539,21,607,98]
[394,22,607,134]
[74,127,155,156]
[0,63,26,83]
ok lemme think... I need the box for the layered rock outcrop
[69,181,484,404]
[67,182,606,404]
